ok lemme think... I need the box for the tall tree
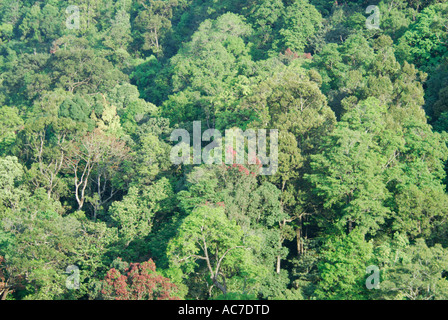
[167,205,260,297]
[63,129,129,217]
[101,258,180,300]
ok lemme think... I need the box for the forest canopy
[1,0,448,301]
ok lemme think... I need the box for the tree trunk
[276,255,281,274]
[1,288,9,300]
[296,227,302,256]
[78,198,84,210]
[212,275,226,295]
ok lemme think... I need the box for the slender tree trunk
[1,288,9,300]
[212,276,227,295]
[276,255,281,274]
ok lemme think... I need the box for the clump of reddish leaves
[225,146,262,176]
[101,258,179,300]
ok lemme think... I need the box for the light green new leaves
[306,99,391,235]
[396,3,448,70]
[167,205,261,295]
[0,106,23,154]
[0,156,28,212]
[109,178,174,245]
[376,234,448,300]
[162,13,255,127]
[277,0,323,53]
[315,230,374,300]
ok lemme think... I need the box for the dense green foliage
[1,0,448,300]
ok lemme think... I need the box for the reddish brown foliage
[225,146,262,176]
[302,52,313,59]
[284,48,299,59]
[0,256,11,300]
[101,259,179,300]
[0,256,5,290]
[282,49,312,61]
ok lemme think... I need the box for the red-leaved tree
[101,258,179,300]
